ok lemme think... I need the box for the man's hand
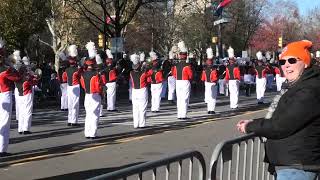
[236,120,253,133]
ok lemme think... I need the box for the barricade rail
[209,133,274,180]
[88,150,206,180]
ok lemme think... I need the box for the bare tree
[40,0,82,71]
[68,0,166,51]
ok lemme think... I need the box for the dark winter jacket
[246,66,320,171]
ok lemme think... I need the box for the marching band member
[16,57,38,134]
[225,47,240,109]
[201,48,218,114]
[274,61,286,91]
[167,49,176,104]
[172,41,193,119]
[58,52,68,111]
[130,53,150,128]
[0,39,22,156]
[13,51,22,125]
[101,49,118,112]
[218,60,227,96]
[243,61,255,97]
[254,51,267,104]
[95,54,105,117]
[63,45,82,126]
[80,42,103,139]
[148,51,163,113]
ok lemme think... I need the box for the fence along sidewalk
[209,133,275,180]
[88,150,206,180]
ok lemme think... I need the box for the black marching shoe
[71,123,80,127]
[0,152,12,157]
[67,123,72,126]
[23,131,32,134]
[209,111,216,114]
[108,109,118,112]
[19,132,23,135]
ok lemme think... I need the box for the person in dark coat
[237,40,320,180]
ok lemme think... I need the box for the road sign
[214,18,230,26]
[111,37,124,53]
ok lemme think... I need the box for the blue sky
[279,0,320,15]
[295,0,320,15]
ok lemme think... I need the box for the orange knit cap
[279,40,312,66]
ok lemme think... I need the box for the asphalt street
[0,91,276,180]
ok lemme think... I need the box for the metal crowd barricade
[209,133,275,180]
[88,150,206,180]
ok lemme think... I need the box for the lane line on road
[3,109,267,168]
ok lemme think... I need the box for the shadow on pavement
[35,162,144,180]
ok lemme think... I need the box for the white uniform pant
[228,80,239,109]
[161,80,167,98]
[205,82,217,111]
[106,82,116,110]
[14,88,21,121]
[151,83,163,111]
[60,83,68,110]
[256,77,266,102]
[84,93,101,137]
[276,75,286,92]
[18,93,33,132]
[266,74,274,90]
[218,79,226,95]
[100,104,104,116]
[67,85,80,124]
[167,76,176,100]
[0,91,12,153]
[176,80,191,118]
[132,88,148,128]
[128,81,132,101]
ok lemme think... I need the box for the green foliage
[0,0,50,51]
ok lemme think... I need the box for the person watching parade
[237,40,320,180]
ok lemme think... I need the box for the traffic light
[98,34,104,48]
[278,37,283,48]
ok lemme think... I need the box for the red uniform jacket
[80,70,102,94]
[172,61,193,80]
[254,65,268,78]
[148,69,164,84]
[274,67,285,77]
[64,66,82,86]
[0,67,21,93]
[225,65,241,80]
[201,68,218,83]
[58,68,67,83]
[130,70,150,89]
[101,67,117,84]
[15,75,38,96]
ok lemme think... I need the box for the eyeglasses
[279,58,297,66]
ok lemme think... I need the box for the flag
[214,0,232,16]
